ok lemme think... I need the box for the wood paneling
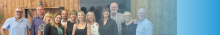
[0,0,80,35]
[131,0,177,35]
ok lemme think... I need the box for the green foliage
[0,14,3,20]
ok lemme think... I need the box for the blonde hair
[70,10,77,21]
[50,13,63,28]
[86,11,96,23]
[76,11,86,24]
[123,11,132,22]
[43,12,52,22]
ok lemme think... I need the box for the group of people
[0,2,153,35]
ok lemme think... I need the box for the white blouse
[90,22,100,35]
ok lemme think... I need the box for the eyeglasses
[15,11,23,13]
[124,15,131,17]
[37,9,44,11]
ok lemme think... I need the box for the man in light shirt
[61,10,70,25]
[136,8,153,35]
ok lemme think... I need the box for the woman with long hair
[86,12,99,35]
[72,11,91,35]
[98,7,118,35]
[44,13,64,35]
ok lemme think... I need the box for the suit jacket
[44,23,64,35]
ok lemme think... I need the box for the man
[136,8,153,35]
[110,2,124,35]
[61,10,70,25]
[1,8,31,35]
[31,6,45,35]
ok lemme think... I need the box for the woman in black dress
[121,11,137,35]
[72,11,91,35]
[98,8,118,35]
[64,10,77,35]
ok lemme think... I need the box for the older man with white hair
[110,2,124,35]
[136,8,153,35]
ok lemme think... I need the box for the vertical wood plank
[55,0,60,7]
[64,0,69,11]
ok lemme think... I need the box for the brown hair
[100,7,111,21]
[50,13,63,28]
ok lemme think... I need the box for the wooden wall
[0,0,80,35]
[131,0,177,35]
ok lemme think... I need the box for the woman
[72,11,91,35]
[38,13,52,35]
[64,10,77,35]
[86,12,99,35]
[44,13,64,35]
[121,11,137,35]
[98,8,118,35]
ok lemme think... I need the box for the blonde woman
[38,12,52,35]
[72,11,91,35]
[64,10,77,35]
[86,12,99,35]
[44,13,64,35]
[121,11,137,35]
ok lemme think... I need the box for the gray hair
[137,8,146,14]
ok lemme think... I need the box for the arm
[72,24,77,35]
[44,24,51,35]
[145,23,153,35]
[28,29,31,35]
[112,21,119,35]
[87,24,91,35]
[38,31,42,35]
[1,27,6,35]
[64,22,67,35]
[31,19,35,35]
[1,19,11,35]
[27,20,32,35]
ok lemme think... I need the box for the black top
[66,21,76,35]
[44,23,64,35]
[121,22,137,35]
[75,24,87,35]
[98,19,119,35]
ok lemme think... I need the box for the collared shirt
[38,23,47,35]
[90,22,99,35]
[136,18,153,35]
[61,19,71,26]
[110,12,124,35]
[2,17,31,35]
[31,15,45,35]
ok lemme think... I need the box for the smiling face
[87,13,95,22]
[78,12,85,21]
[15,8,23,18]
[137,8,146,20]
[110,2,118,13]
[124,15,131,22]
[103,11,109,18]
[61,10,68,19]
[55,15,62,24]
[70,13,77,21]
[46,17,52,23]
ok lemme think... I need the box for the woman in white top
[86,11,100,35]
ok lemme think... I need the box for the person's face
[78,13,84,21]
[36,6,45,15]
[70,14,76,21]
[46,17,52,23]
[61,11,68,19]
[15,9,23,18]
[87,14,94,21]
[103,11,109,18]
[124,15,131,22]
[137,11,146,20]
[110,3,118,13]
[55,15,62,24]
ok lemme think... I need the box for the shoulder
[32,16,38,20]
[22,17,30,21]
[109,19,116,22]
